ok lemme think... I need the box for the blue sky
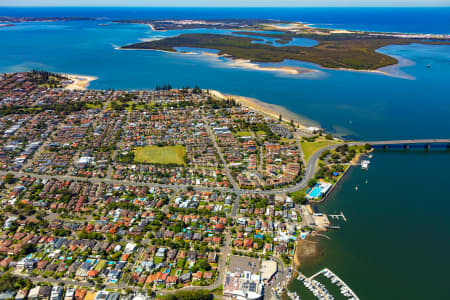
[2,0,449,7]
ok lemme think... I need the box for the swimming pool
[308,187,322,198]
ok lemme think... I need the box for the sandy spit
[62,74,98,90]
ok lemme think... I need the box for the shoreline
[116,47,195,56]
[61,73,98,90]
[205,52,318,76]
[293,238,320,269]
[208,89,320,132]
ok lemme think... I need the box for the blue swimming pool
[308,187,322,198]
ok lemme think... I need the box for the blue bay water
[1,7,450,299]
[1,16,449,140]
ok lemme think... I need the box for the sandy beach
[62,74,98,90]
[227,58,315,75]
[328,63,415,80]
[209,89,320,132]
[200,51,318,76]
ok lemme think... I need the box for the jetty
[328,212,347,221]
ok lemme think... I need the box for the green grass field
[86,102,103,109]
[133,145,186,165]
[235,131,251,137]
[300,139,342,163]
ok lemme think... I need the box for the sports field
[133,145,186,165]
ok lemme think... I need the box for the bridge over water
[363,139,450,150]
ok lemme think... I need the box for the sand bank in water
[201,51,316,76]
[294,238,320,268]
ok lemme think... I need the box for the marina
[297,272,334,300]
[294,268,359,300]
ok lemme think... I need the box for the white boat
[361,160,370,170]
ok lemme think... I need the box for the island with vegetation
[120,19,449,70]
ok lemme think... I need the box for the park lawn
[256,130,267,136]
[86,102,103,109]
[234,131,252,137]
[300,138,342,163]
[133,145,186,165]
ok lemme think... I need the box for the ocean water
[1,7,450,34]
[1,7,450,299]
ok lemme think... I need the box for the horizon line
[1,5,450,8]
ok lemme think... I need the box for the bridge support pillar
[447,144,450,151]
[425,144,431,151]
[403,144,409,151]
[382,145,387,151]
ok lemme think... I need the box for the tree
[3,173,15,184]
[164,290,213,300]
[292,192,307,205]
[190,265,199,273]
[308,178,318,187]
[20,243,36,256]
[198,259,211,271]
[0,272,31,292]
[279,114,282,122]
